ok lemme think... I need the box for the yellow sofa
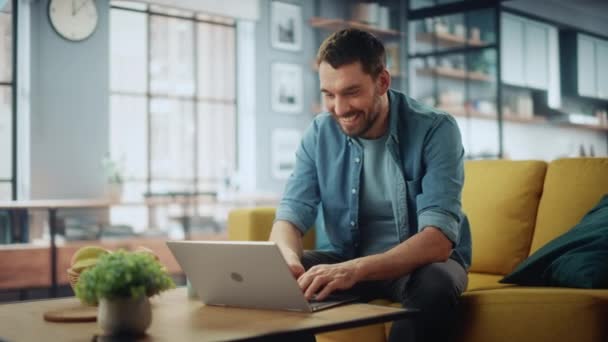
[227,158,608,342]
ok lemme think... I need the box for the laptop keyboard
[308,293,359,310]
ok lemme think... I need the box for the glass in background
[408,56,437,107]
[197,21,235,103]
[0,182,9,200]
[197,102,236,193]
[467,8,496,46]
[410,0,463,11]
[464,49,499,159]
[0,86,11,183]
[150,15,195,97]
[436,52,466,113]
[109,95,147,199]
[466,49,497,116]
[0,9,11,83]
[150,99,195,189]
[110,8,147,94]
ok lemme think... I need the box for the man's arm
[298,226,451,299]
[355,226,451,280]
[270,220,306,278]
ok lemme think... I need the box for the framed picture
[271,63,303,113]
[271,129,301,180]
[270,1,302,51]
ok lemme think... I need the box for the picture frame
[270,1,302,51]
[271,129,301,180]
[271,62,303,114]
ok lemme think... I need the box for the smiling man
[270,28,471,342]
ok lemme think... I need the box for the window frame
[109,1,238,198]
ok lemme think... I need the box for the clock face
[49,0,98,41]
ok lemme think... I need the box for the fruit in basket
[134,246,160,261]
[71,258,100,273]
[70,246,111,266]
[67,246,111,294]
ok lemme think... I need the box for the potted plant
[75,250,175,336]
[101,153,124,202]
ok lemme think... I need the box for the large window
[109,1,236,229]
[0,1,13,200]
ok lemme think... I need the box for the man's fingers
[315,280,338,301]
[304,275,329,300]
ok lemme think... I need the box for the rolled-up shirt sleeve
[416,115,465,245]
[274,121,321,235]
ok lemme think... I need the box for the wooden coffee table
[0,288,417,341]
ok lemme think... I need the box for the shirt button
[351,188,357,194]
[350,221,355,227]
[355,157,360,163]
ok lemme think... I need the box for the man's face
[319,61,384,138]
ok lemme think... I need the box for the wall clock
[48,0,98,41]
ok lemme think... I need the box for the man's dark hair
[316,28,386,78]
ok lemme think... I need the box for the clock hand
[73,0,89,16]
[71,0,76,16]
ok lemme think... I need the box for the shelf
[555,122,608,132]
[439,106,496,120]
[309,17,402,37]
[441,106,608,131]
[417,67,492,82]
[416,32,489,48]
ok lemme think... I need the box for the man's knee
[402,261,466,310]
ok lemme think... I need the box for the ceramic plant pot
[98,296,152,336]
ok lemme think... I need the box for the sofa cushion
[455,287,608,342]
[466,273,514,291]
[462,160,546,275]
[501,195,608,288]
[227,207,316,249]
[531,158,608,253]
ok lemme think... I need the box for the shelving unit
[415,31,489,47]
[309,17,401,37]
[416,67,492,82]
[407,4,501,158]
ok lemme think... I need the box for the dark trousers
[300,251,468,342]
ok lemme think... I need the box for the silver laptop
[166,240,358,312]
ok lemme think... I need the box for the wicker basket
[67,268,81,292]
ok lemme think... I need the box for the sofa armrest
[227,207,316,249]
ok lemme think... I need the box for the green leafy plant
[75,250,175,306]
[101,153,124,184]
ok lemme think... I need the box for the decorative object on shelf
[454,23,465,38]
[101,153,124,202]
[377,6,390,30]
[470,27,481,41]
[351,2,379,26]
[271,62,303,113]
[48,0,98,42]
[386,42,400,75]
[271,129,301,180]
[75,250,174,336]
[270,1,302,51]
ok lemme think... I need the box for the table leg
[49,208,58,298]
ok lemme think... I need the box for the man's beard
[334,93,382,138]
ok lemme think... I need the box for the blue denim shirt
[275,89,472,269]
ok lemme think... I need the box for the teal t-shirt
[356,132,400,256]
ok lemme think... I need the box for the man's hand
[297,260,360,301]
[279,247,305,279]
